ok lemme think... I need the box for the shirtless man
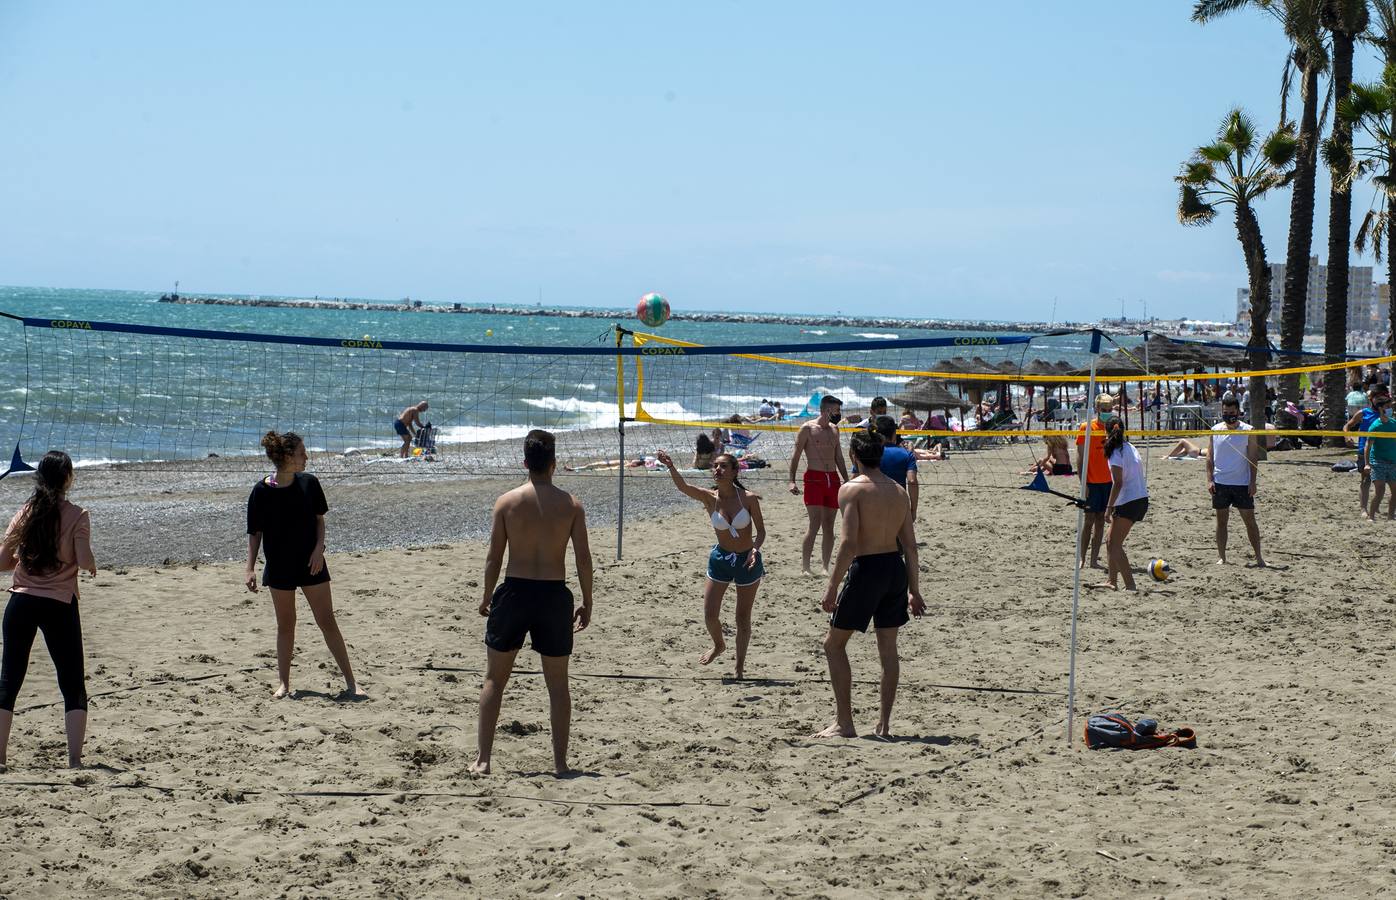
[395,401,429,457]
[472,430,594,776]
[788,395,849,574]
[816,431,924,738]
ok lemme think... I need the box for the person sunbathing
[1162,439,1207,460]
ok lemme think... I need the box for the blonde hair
[1044,434,1068,452]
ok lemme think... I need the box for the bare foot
[1253,558,1267,568]
[873,722,892,738]
[554,763,572,778]
[813,722,856,738]
[1215,557,1227,565]
[700,641,726,665]
[273,683,291,699]
[1086,581,1116,590]
[734,666,745,681]
[469,757,491,775]
[338,686,369,701]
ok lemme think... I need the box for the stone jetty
[156,293,1068,333]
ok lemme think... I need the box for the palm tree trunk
[1388,185,1395,353]
[1237,202,1272,431]
[1325,24,1358,440]
[1279,56,1321,401]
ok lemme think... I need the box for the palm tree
[1193,0,1327,403]
[1349,2,1396,353]
[1321,0,1370,437]
[1177,110,1299,428]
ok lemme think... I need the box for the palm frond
[1178,184,1219,225]
[1220,109,1258,153]
[1191,0,1265,23]
[1179,160,1218,185]
[1198,142,1234,163]
[1323,135,1355,177]
[1375,172,1396,198]
[1357,207,1379,254]
[1261,123,1299,168]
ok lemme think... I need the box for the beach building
[1234,256,1381,332]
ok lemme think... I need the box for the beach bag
[1084,712,1196,750]
[1332,460,1358,473]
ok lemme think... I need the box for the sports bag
[1085,712,1196,750]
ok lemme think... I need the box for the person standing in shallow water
[655,449,767,679]
[473,430,594,777]
[0,451,96,770]
[244,431,364,699]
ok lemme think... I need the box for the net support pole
[1066,329,1102,745]
[614,327,626,562]
[1143,334,1151,484]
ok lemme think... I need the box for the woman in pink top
[0,451,97,770]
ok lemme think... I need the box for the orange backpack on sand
[1085,712,1197,750]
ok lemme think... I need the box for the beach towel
[1085,712,1196,750]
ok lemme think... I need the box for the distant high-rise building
[1235,256,1385,334]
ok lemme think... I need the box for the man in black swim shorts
[815,431,924,739]
[473,430,594,776]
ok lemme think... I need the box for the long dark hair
[713,452,749,493]
[1101,417,1126,459]
[3,450,74,574]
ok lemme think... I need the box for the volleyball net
[0,311,1391,485]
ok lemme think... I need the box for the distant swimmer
[395,401,429,458]
[815,431,923,739]
[655,449,767,679]
[788,394,849,575]
[473,430,594,777]
[0,451,97,770]
[245,431,363,700]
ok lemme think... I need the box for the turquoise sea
[0,286,1106,468]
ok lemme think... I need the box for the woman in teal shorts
[1366,397,1396,520]
[655,449,766,679]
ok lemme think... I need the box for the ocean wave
[854,332,899,339]
[875,376,911,384]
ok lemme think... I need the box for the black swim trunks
[830,550,909,633]
[485,577,575,657]
[1211,482,1255,511]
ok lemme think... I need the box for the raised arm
[821,489,860,613]
[656,450,716,506]
[570,500,594,631]
[480,498,508,617]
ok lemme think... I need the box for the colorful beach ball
[1148,559,1172,582]
[636,292,671,328]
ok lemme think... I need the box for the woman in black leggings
[0,451,97,770]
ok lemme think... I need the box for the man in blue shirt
[1345,384,1390,512]
[867,416,918,517]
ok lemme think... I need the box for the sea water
[0,286,1106,465]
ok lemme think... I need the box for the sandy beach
[0,444,1393,897]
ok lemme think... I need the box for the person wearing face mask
[788,395,849,575]
[1208,398,1265,567]
[1344,384,1390,514]
[1364,397,1396,520]
[1074,393,1115,570]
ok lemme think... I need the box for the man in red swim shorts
[788,395,849,574]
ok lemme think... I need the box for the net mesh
[1,313,1392,490]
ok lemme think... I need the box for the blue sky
[0,2,1384,321]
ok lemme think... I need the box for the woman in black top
[244,431,362,699]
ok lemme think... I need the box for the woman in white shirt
[1099,419,1148,591]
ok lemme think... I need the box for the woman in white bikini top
[655,449,767,680]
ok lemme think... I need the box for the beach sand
[0,446,1393,896]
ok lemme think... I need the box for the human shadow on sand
[290,688,371,703]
